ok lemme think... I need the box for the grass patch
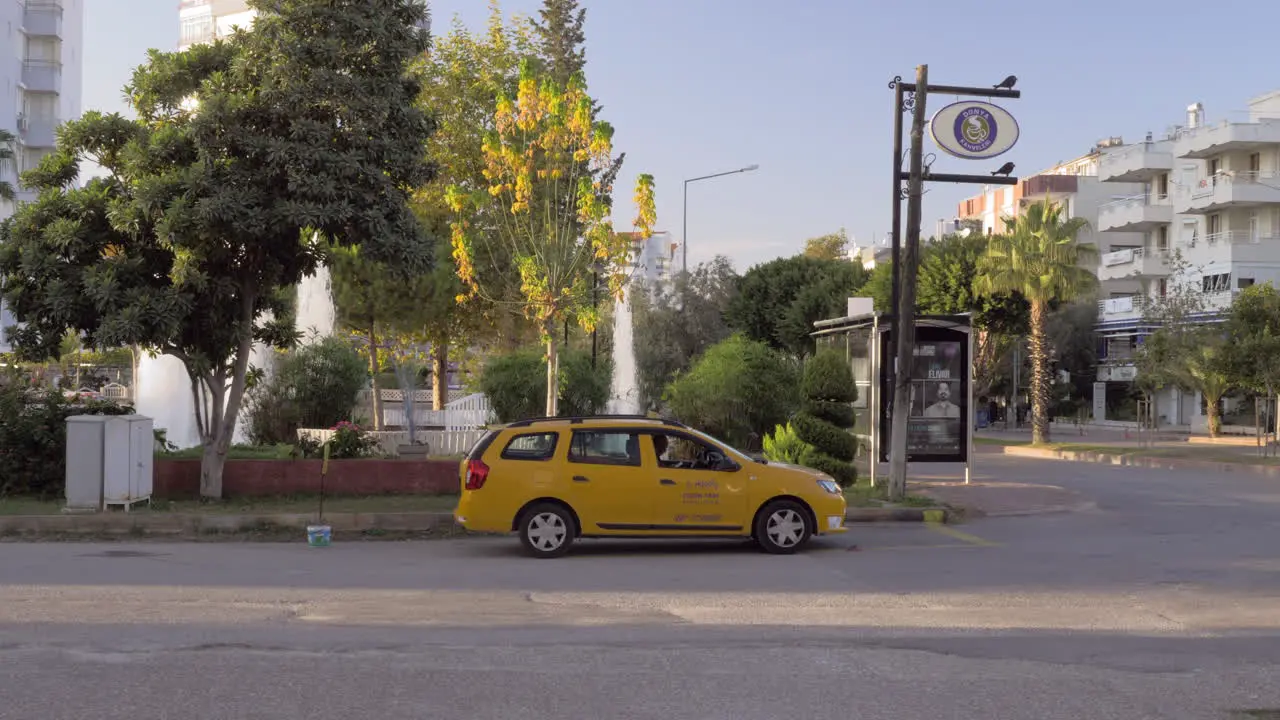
[158,444,297,460]
[974,436,1031,447]
[0,493,460,517]
[843,482,938,508]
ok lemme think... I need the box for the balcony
[1177,171,1280,214]
[21,5,62,37]
[16,113,57,148]
[1173,120,1280,159]
[20,60,61,94]
[1097,194,1174,232]
[1096,295,1149,324]
[1019,174,1078,202]
[1198,231,1280,264]
[1097,247,1171,281]
[1098,142,1173,183]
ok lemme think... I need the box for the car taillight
[465,459,489,490]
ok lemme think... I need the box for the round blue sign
[952,106,998,155]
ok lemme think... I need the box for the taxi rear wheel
[518,502,577,559]
[753,500,812,555]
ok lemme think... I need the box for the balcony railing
[20,60,61,93]
[1204,230,1280,246]
[1187,170,1280,199]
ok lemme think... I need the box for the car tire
[753,500,812,555]
[518,503,577,559]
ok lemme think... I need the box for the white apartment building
[1,0,83,215]
[623,231,676,291]
[178,0,254,50]
[1095,92,1280,428]
[1,0,84,350]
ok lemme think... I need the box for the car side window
[652,433,734,471]
[500,432,559,461]
[568,430,641,467]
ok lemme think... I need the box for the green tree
[791,350,858,487]
[802,229,850,261]
[415,3,539,359]
[663,334,800,449]
[632,256,738,411]
[448,61,655,416]
[1136,253,1232,437]
[1226,283,1280,449]
[0,0,435,497]
[532,0,587,85]
[976,199,1097,444]
[0,129,15,203]
[479,347,611,422]
[730,255,869,358]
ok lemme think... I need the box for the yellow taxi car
[453,415,848,558]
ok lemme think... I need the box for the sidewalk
[913,480,1095,518]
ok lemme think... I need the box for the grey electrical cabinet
[64,414,155,512]
[65,415,107,511]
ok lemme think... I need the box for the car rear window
[500,432,559,461]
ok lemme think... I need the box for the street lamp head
[744,164,760,172]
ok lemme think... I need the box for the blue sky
[85,0,1280,270]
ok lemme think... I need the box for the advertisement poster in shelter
[879,325,970,463]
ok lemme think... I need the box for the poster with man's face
[907,341,963,455]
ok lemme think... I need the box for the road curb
[1001,445,1280,477]
[844,507,951,523]
[0,506,951,539]
[0,511,457,538]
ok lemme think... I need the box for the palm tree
[976,198,1097,444]
[0,129,16,203]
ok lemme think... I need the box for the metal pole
[890,80,905,337]
[887,64,929,501]
[682,180,689,276]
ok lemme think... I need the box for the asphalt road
[2,455,1279,720]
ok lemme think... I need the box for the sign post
[884,68,1023,499]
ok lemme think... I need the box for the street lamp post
[682,164,759,275]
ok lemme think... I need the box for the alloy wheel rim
[527,512,567,551]
[766,509,805,547]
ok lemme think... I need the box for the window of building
[1250,153,1262,173]
[180,16,214,45]
[1207,214,1221,238]
[1156,173,1169,200]
[1201,273,1230,293]
[1156,225,1169,252]
[1238,277,1256,289]
[1157,278,1168,297]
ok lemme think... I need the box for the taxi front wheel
[753,500,812,555]
[518,502,577,559]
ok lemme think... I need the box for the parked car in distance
[453,415,848,558]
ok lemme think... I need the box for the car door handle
[573,475,591,483]
[659,478,677,486]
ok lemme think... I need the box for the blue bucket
[306,525,332,547]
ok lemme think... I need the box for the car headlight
[817,479,841,495]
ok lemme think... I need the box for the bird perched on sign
[991,162,1015,176]
[993,75,1017,90]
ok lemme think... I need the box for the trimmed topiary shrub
[792,349,858,487]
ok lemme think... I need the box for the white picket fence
[358,390,493,431]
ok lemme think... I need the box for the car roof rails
[507,415,689,429]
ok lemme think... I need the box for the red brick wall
[154,459,460,499]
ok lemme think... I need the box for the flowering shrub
[327,420,376,459]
